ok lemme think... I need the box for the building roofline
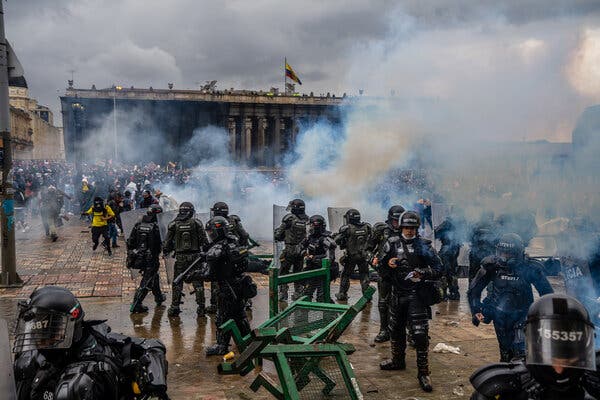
[63,87,349,106]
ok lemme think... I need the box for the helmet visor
[13,308,75,352]
[526,317,596,371]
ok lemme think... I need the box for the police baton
[172,253,206,286]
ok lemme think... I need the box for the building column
[273,117,282,165]
[257,117,267,166]
[243,117,253,162]
[227,117,236,160]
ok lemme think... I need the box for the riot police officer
[468,233,554,362]
[435,215,464,301]
[334,208,372,301]
[468,211,497,283]
[274,198,309,301]
[301,215,337,302]
[127,204,166,313]
[211,201,253,310]
[211,201,250,245]
[163,202,209,317]
[201,216,253,356]
[13,286,169,400]
[379,211,443,392]
[368,204,404,343]
[470,293,600,399]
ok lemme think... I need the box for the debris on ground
[432,342,461,354]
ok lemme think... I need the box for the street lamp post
[113,86,121,161]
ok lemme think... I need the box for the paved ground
[0,219,559,399]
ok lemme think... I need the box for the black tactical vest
[284,214,307,245]
[345,223,370,256]
[175,220,201,253]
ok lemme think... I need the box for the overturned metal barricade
[218,286,375,400]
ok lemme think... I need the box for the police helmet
[344,209,361,225]
[205,216,229,242]
[399,211,420,228]
[13,286,85,353]
[495,233,524,260]
[387,205,406,222]
[525,294,596,388]
[211,201,229,218]
[309,214,326,234]
[179,202,195,213]
[287,199,306,216]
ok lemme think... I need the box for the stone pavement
[0,219,559,399]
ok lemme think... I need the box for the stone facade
[61,86,345,166]
[9,106,33,159]
[9,86,64,160]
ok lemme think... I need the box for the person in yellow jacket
[83,197,115,256]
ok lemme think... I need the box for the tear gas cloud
[81,4,600,253]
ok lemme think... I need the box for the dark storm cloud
[3,0,600,136]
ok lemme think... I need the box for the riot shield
[120,209,147,240]
[157,210,177,241]
[164,257,175,284]
[327,207,351,234]
[273,205,287,269]
[0,319,17,400]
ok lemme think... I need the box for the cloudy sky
[5,0,600,140]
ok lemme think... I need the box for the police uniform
[274,212,308,300]
[301,217,336,302]
[379,229,443,391]
[13,286,168,400]
[163,212,209,316]
[368,221,400,342]
[127,214,165,312]
[435,217,462,300]
[335,218,372,300]
[468,247,553,362]
[203,217,252,356]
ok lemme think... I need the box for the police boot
[155,293,167,306]
[130,289,149,313]
[336,276,350,301]
[206,331,229,356]
[374,305,390,343]
[168,305,181,317]
[50,233,58,242]
[359,274,371,297]
[417,350,433,392]
[379,341,406,370]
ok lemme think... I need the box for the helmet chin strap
[402,233,415,240]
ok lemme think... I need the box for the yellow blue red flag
[285,61,302,85]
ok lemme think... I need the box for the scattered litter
[445,320,460,327]
[175,363,181,367]
[432,343,461,354]
[452,386,465,396]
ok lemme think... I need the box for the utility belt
[127,249,156,270]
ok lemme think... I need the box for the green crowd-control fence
[218,286,375,399]
[269,259,331,318]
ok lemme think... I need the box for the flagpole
[284,57,287,94]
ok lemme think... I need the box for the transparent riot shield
[327,207,351,234]
[0,319,17,400]
[273,205,287,269]
[120,209,147,240]
[157,210,177,241]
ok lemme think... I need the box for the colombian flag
[285,61,302,85]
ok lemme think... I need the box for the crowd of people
[8,159,600,399]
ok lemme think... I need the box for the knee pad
[410,320,429,347]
